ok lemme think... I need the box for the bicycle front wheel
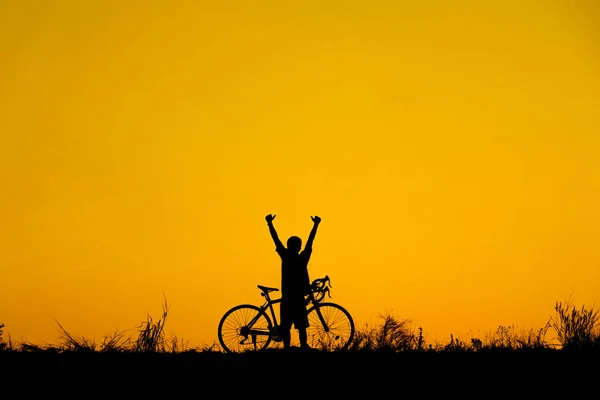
[217,304,273,353]
[306,302,354,351]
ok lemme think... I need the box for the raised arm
[265,214,284,249]
[304,215,321,251]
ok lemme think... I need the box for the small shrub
[350,313,420,352]
[54,320,98,352]
[134,293,171,353]
[480,325,550,351]
[442,334,471,352]
[0,323,6,351]
[550,298,599,351]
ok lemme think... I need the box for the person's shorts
[280,296,309,329]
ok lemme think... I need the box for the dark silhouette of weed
[0,323,7,351]
[54,320,100,352]
[484,324,551,351]
[349,313,421,352]
[133,294,171,353]
[1,294,200,353]
[550,297,600,351]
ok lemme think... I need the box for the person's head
[287,236,302,253]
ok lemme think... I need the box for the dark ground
[1,349,597,395]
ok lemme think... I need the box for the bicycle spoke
[217,305,273,353]
[306,303,354,351]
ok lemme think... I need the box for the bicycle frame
[243,293,281,340]
[244,288,331,340]
[218,275,354,352]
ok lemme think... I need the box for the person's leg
[280,297,292,349]
[296,297,310,349]
[281,328,291,348]
[298,328,309,348]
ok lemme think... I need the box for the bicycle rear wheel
[217,304,273,353]
[306,302,354,351]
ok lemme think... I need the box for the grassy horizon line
[1,296,598,354]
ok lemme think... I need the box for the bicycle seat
[257,285,279,294]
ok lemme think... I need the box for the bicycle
[217,275,355,353]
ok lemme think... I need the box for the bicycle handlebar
[309,275,332,303]
[311,275,331,291]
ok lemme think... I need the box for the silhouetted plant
[193,341,220,353]
[17,342,48,352]
[416,326,425,351]
[550,298,599,351]
[0,323,6,351]
[54,320,105,352]
[15,294,200,353]
[483,325,550,350]
[22,321,145,353]
[98,328,133,352]
[442,334,470,352]
[428,334,484,352]
[32,294,198,353]
[376,314,417,351]
[514,325,551,350]
[489,325,515,349]
[349,313,419,352]
[134,293,171,353]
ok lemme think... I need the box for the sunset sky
[1,0,598,349]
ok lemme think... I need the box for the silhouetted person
[265,213,321,349]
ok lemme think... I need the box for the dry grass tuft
[133,293,171,352]
[350,313,421,352]
[550,297,600,350]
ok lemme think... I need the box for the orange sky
[1,0,599,349]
